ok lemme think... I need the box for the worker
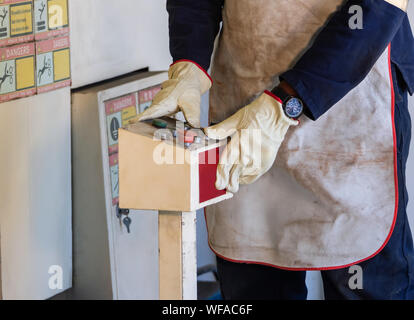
[136,0,414,299]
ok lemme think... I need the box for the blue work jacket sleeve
[281,0,413,121]
[167,0,224,71]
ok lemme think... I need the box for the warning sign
[0,5,10,40]
[16,54,34,90]
[0,41,35,102]
[110,164,119,204]
[138,85,161,113]
[0,0,34,47]
[34,0,69,40]
[10,1,32,36]
[105,94,138,205]
[36,34,70,93]
[107,112,122,147]
[36,50,52,85]
[53,47,69,80]
[0,59,15,94]
[103,87,163,205]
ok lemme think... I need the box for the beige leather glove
[204,91,299,193]
[132,60,212,128]
[384,0,408,11]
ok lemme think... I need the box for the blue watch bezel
[284,96,304,119]
[271,86,304,119]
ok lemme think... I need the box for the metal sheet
[0,88,72,299]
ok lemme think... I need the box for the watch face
[285,97,303,118]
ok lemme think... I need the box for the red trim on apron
[204,43,399,271]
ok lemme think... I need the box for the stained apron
[206,0,397,269]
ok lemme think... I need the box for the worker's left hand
[204,91,299,193]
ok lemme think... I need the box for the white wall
[69,0,171,88]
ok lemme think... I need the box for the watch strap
[270,85,304,120]
[271,86,290,103]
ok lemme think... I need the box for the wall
[69,0,171,88]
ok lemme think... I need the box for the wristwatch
[271,86,304,119]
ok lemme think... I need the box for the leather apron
[206,0,397,269]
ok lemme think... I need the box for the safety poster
[34,0,69,40]
[36,34,70,93]
[104,84,162,205]
[0,0,34,47]
[0,41,36,102]
[105,94,138,205]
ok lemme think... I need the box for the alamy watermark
[348,265,363,290]
[48,265,63,290]
[48,4,65,29]
[151,121,263,173]
[349,5,363,30]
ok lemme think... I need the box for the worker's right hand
[131,60,212,128]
